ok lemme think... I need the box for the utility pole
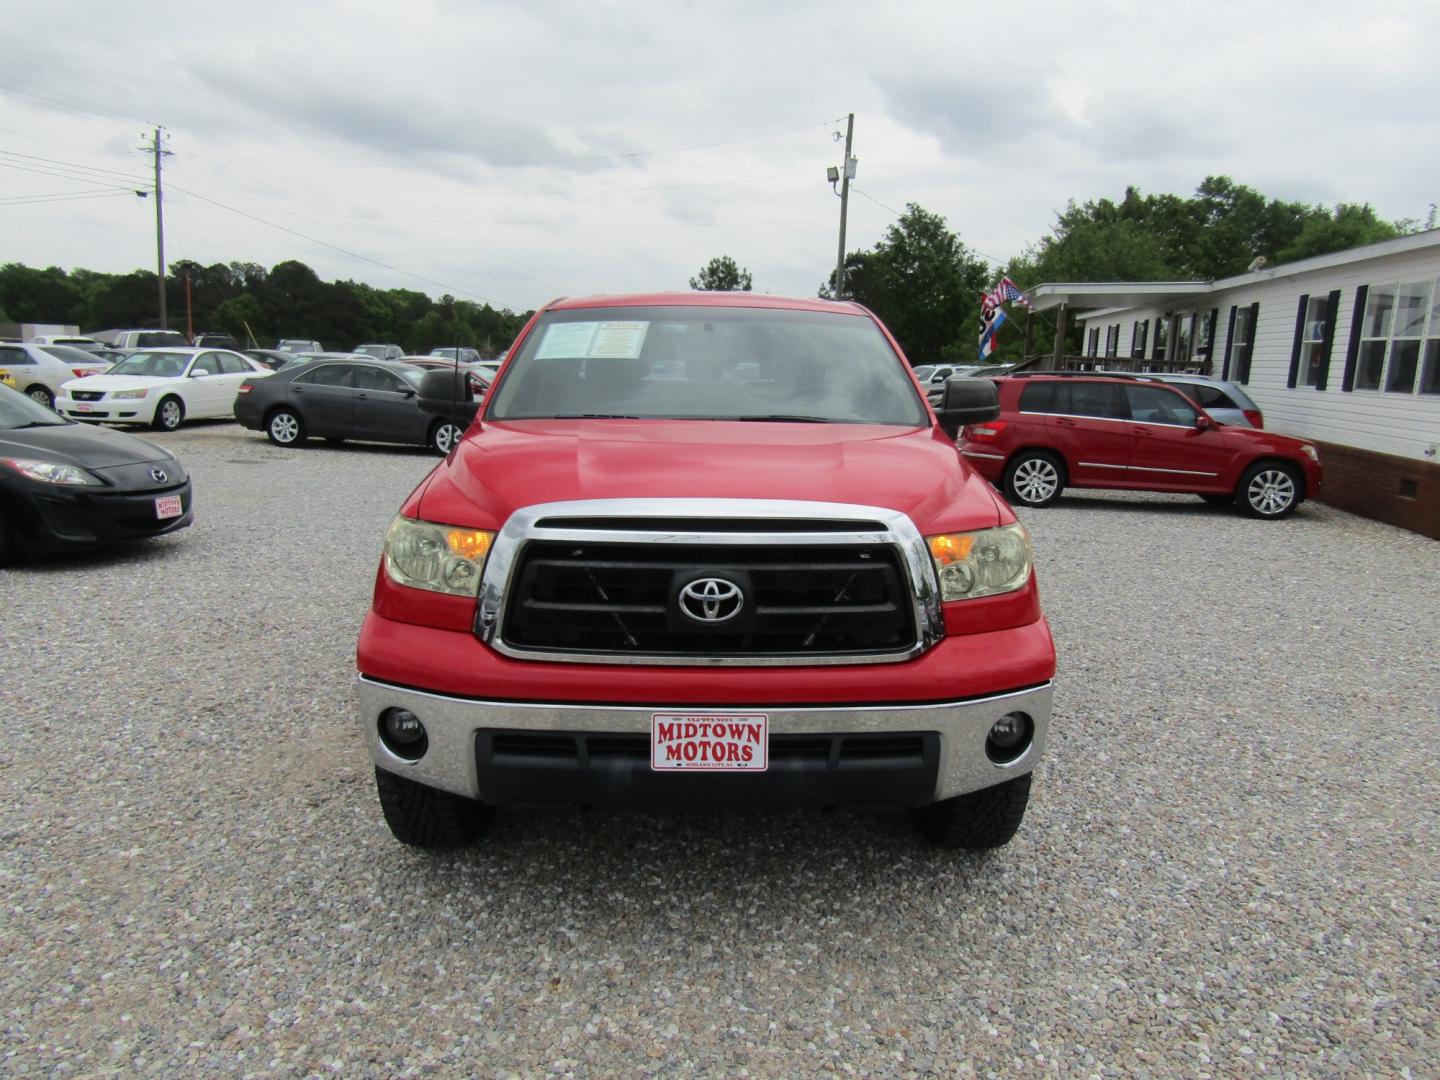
[833,113,855,298]
[143,127,172,329]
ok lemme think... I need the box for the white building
[1028,230,1440,538]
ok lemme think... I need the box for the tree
[1274,203,1400,264]
[690,256,752,291]
[820,204,990,363]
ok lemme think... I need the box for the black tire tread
[916,772,1033,850]
[152,395,184,431]
[1235,460,1303,519]
[1003,451,1065,508]
[374,767,492,849]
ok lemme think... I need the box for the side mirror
[1195,414,1212,431]
[417,368,480,423]
[935,376,999,438]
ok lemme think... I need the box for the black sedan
[0,383,192,564]
[233,359,467,454]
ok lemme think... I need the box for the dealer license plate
[154,495,183,519]
[651,712,768,772]
[75,403,93,412]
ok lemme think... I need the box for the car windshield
[355,345,387,358]
[108,352,191,378]
[40,345,102,365]
[137,332,186,347]
[0,383,68,427]
[488,306,928,425]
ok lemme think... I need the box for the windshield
[137,332,186,347]
[0,383,69,427]
[108,351,191,378]
[41,345,103,365]
[488,306,928,425]
[355,345,388,359]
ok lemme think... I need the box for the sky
[3,0,1438,315]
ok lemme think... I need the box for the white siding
[1086,247,1440,461]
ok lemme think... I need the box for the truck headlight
[927,523,1032,601]
[383,516,494,597]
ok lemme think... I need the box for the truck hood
[415,419,1003,534]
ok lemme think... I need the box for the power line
[0,190,133,207]
[852,186,1011,268]
[232,166,822,198]
[167,183,517,309]
[0,148,149,183]
[0,158,138,193]
[0,76,157,128]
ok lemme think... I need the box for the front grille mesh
[501,540,916,658]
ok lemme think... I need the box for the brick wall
[1312,441,1440,539]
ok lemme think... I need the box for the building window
[1131,320,1148,359]
[1232,304,1256,384]
[1087,327,1100,356]
[1297,296,1329,386]
[1104,325,1119,358]
[1152,318,1169,361]
[1356,280,1440,394]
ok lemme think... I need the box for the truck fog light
[986,711,1032,763]
[380,708,428,759]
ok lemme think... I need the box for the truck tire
[374,767,493,849]
[914,772,1033,850]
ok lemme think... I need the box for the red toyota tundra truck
[356,293,1056,850]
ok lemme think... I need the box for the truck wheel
[374,767,493,849]
[1003,452,1065,508]
[914,773,1033,850]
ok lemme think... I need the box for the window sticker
[535,322,599,359]
[534,320,651,360]
[588,321,649,359]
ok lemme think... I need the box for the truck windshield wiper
[735,414,833,423]
[550,413,641,419]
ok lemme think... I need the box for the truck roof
[547,292,869,315]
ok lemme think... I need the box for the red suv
[960,373,1322,518]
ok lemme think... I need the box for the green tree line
[0,258,532,356]
[821,176,1409,364]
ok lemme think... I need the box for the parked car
[94,329,190,350]
[244,349,294,371]
[354,343,405,361]
[959,373,1321,518]
[356,292,1055,853]
[401,356,492,399]
[233,358,466,454]
[277,339,323,353]
[0,382,192,564]
[429,347,483,365]
[0,342,109,409]
[55,348,271,431]
[1143,374,1264,428]
[192,332,243,350]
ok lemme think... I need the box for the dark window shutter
[1286,294,1309,389]
[1315,289,1341,390]
[1238,302,1260,383]
[1221,306,1238,380]
[1204,307,1219,374]
[1341,284,1369,392]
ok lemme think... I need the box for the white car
[0,342,110,409]
[56,348,272,431]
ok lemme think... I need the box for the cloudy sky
[4,0,1438,314]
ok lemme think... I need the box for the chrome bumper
[359,677,1052,805]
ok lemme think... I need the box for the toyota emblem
[150,467,168,483]
[678,577,744,624]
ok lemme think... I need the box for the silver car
[1144,375,1264,427]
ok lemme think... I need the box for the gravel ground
[2,421,1436,1077]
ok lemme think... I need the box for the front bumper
[55,394,154,424]
[358,676,1052,807]
[3,478,193,553]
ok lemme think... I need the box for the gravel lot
[3,421,1436,1077]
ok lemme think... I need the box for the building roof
[1028,227,1440,314]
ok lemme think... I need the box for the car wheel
[1003,451,1065,508]
[374,767,493,849]
[152,396,185,431]
[266,408,306,446]
[1199,493,1232,505]
[914,773,1033,850]
[1237,461,1302,519]
[26,385,54,410]
[430,419,465,456]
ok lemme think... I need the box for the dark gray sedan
[233,359,467,454]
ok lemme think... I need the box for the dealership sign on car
[651,713,769,771]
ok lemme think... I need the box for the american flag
[985,277,1034,311]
